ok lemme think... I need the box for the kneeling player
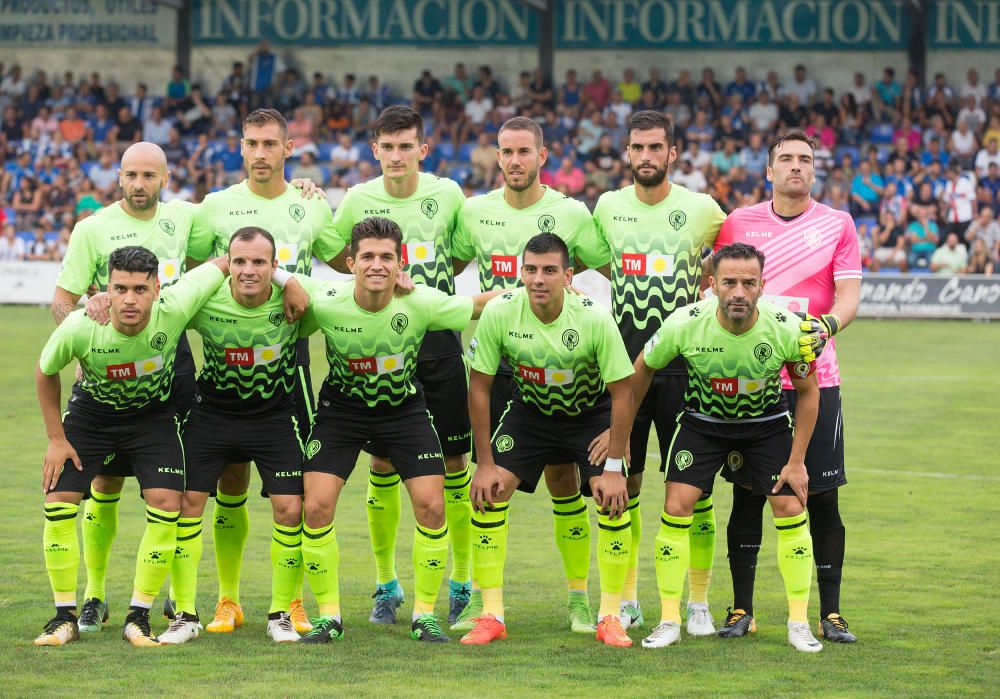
[632,242,825,652]
[464,233,634,647]
[295,217,499,643]
[34,247,227,647]
[160,227,310,645]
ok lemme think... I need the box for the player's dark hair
[767,129,815,167]
[230,226,276,261]
[499,116,543,148]
[523,232,570,268]
[109,245,159,280]
[711,242,765,274]
[244,108,288,140]
[373,105,424,143]
[350,216,402,257]
[627,110,675,148]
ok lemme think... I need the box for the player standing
[633,242,824,652]
[327,106,473,625]
[713,131,861,643]
[463,233,634,647]
[34,247,228,647]
[591,111,725,634]
[451,116,610,634]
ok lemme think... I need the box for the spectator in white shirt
[748,91,778,132]
[940,162,977,238]
[142,106,173,145]
[782,64,816,107]
[672,157,707,193]
[0,222,25,261]
[329,132,360,176]
[959,68,987,108]
[975,138,1000,179]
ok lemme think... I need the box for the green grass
[1,307,998,697]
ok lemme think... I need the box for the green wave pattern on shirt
[323,339,419,408]
[198,330,297,403]
[686,355,784,419]
[79,346,176,411]
[510,354,608,417]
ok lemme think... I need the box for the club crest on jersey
[268,311,284,327]
[391,313,408,334]
[289,203,305,223]
[495,434,514,453]
[753,343,772,363]
[674,449,693,470]
[537,214,555,232]
[305,439,321,459]
[562,329,580,350]
[668,210,687,231]
[151,332,167,350]
[420,198,438,219]
[802,228,823,249]
[159,219,175,236]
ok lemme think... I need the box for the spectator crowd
[0,43,997,275]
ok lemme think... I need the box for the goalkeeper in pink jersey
[712,130,862,643]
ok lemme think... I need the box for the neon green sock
[413,522,450,616]
[471,503,509,618]
[131,506,178,606]
[367,471,401,586]
[597,509,632,619]
[213,490,249,604]
[444,466,472,584]
[270,523,302,614]
[82,486,119,602]
[775,513,813,623]
[302,522,340,617]
[623,495,641,601]
[688,494,716,605]
[44,502,80,607]
[171,517,203,615]
[654,511,692,624]
[551,493,590,590]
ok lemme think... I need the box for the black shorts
[54,409,184,494]
[470,371,515,464]
[783,386,846,492]
[631,373,688,477]
[183,404,304,496]
[290,362,316,445]
[367,354,471,459]
[664,412,795,497]
[304,394,445,482]
[491,399,621,496]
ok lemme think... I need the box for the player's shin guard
[444,467,473,584]
[82,486,119,602]
[807,489,846,618]
[775,513,813,623]
[688,494,716,605]
[728,486,767,615]
[132,506,179,606]
[552,494,590,592]
[653,512,692,624]
[367,471,401,586]
[213,490,249,604]
[597,510,632,619]
[623,495,641,602]
[270,523,302,614]
[171,517,203,615]
[413,523,450,616]
[44,503,80,608]
[302,523,340,618]
[471,503,509,619]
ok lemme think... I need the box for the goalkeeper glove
[794,311,831,361]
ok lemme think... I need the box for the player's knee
[302,497,333,530]
[626,471,643,497]
[444,454,467,473]
[180,490,210,517]
[369,455,395,475]
[218,463,251,494]
[411,491,445,530]
[768,495,804,519]
[144,488,181,513]
[543,463,580,497]
[91,475,125,495]
[806,488,843,529]
[270,496,302,527]
[44,491,83,506]
[664,489,697,518]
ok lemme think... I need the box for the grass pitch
[0,307,997,697]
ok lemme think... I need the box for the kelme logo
[420,198,438,219]
[289,203,305,222]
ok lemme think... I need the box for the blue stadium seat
[458,142,476,162]
[318,141,335,161]
[16,231,32,242]
[44,232,59,243]
[869,123,895,145]
[448,166,471,183]
[3,207,14,223]
[358,144,378,164]
[835,145,860,166]
[318,165,330,184]
[436,141,455,160]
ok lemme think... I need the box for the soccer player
[34,247,228,647]
[463,233,634,647]
[326,106,474,626]
[158,227,313,645]
[633,242,824,652]
[451,116,610,634]
[295,217,500,643]
[713,131,862,643]
[50,141,199,633]
[186,108,343,634]
[591,110,726,634]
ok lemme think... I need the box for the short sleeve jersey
[331,172,466,359]
[715,200,862,389]
[57,200,198,294]
[593,184,725,369]
[187,181,341,274]
[300,282,473,409]
[453,186,609,291]
[39,264,225,418]
[469,288,634,416]
[643,297,814,421]
[187,274,325,416]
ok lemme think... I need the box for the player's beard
[125,185,161,211]
[503,164,539,192]
[632,161,668,187]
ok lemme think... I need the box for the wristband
[820,313,840,336]
[273,268,292,287]
[604,457,624,473]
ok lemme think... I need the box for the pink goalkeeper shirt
[715,199,863,388]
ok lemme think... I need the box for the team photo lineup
[29,92,866,655]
